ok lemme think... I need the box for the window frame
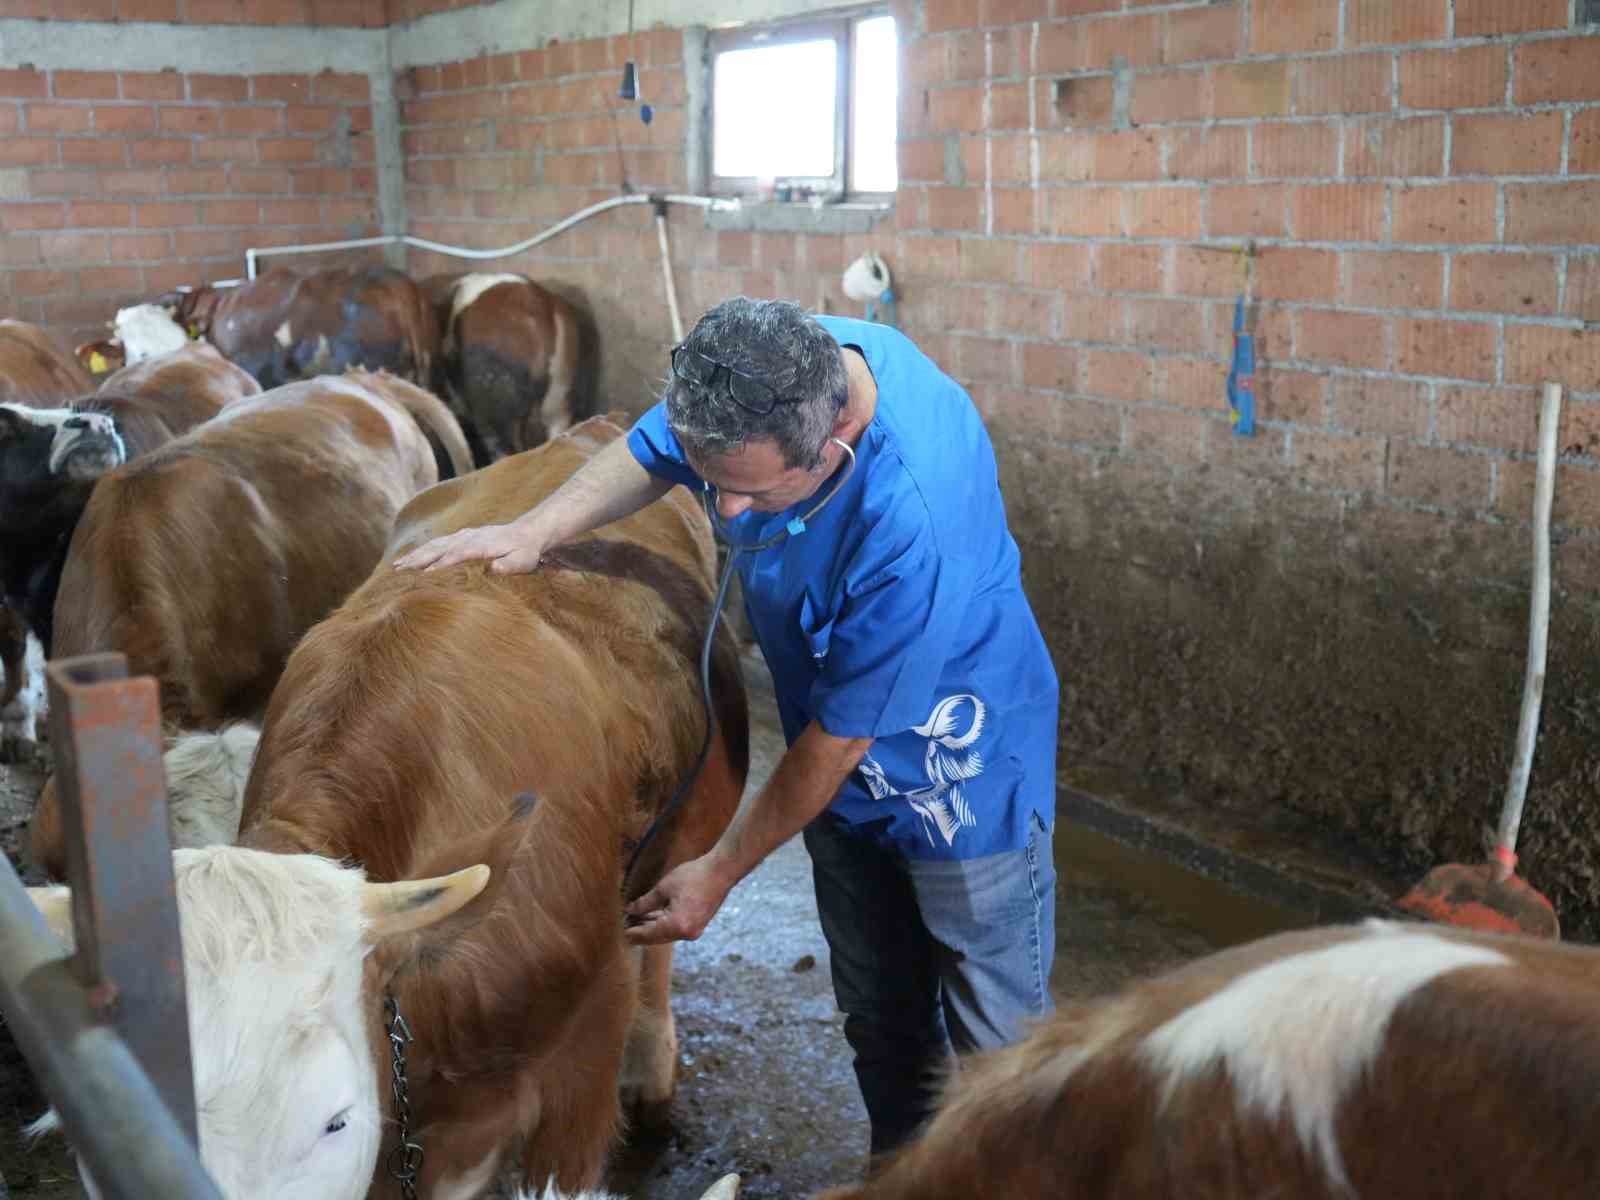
[705,5,895,203]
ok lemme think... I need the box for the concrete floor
[0,652,1312,1199]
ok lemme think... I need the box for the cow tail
[0,604,25,709]
[394,384,475,481]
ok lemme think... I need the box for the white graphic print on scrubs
[857,694,987,848]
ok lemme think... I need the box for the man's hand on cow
[392,521,546,574]
[624,855,735,945]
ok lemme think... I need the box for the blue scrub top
[628,315,1059,860]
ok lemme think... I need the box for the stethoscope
[624,436,858,897]
[698,436,857,554]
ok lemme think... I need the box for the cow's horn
[701,1174,740,1200]
[360,865,491,939]
[25,886,75,943]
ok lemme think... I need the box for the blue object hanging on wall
[1227,294,1256,437]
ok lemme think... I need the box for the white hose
[656,208,684,344]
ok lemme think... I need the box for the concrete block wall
[0,0,387,22]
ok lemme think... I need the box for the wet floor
[0,654,1313,1199]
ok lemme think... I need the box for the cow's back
[89,341,259,455]
[0,320,92,406]
[52,375,441,727]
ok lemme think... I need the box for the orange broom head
[1396,862,1560,940]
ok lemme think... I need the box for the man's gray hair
[664,298,848,471]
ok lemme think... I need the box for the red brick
[25,104,91,133]
[1297,309,1390,371]
[252,0,310,23]
[1161,357,1230,414]
[1393,183,1497,244]
[79,265,144,295]
[1332,376,1430,438]
[1040,75,1114,128]
[992,290,1060,339]
[1455,0,1567,36]
[185,0,244,20]
[68,201,132,227]
[135,202,198,228]
[1387,443,1490,507]
[1346,251,1444,309]
[1053,0,1121,13]
[99,170,164,196]
[1084,348,1154,401]
[119,71,184,101]
[2,203,67,233]
[924,0,974,31]
[195,137,260,163]
[253,75,310,103]
[1164,126,1247,181]
[1344,116,1445,179]
[1127,188,1203,238]
[1500,457,1600,525]
[955,335,1018,385]
[1400,46,1508,110]
[1097,243,1163,294]
[990,83,1031,131]
[189,75,249,103]
[1450,254,1559,317]
[1506,183,1600,247]
[313,71,370,103]
[1128,298,1207,353]
[1080,13,1163,71]
[1452,113,1563,177]
[261,198,322,225]
[1254,121,1337,180]
[118,0,181,19]
[1164,5,1240,64]
[51,72,118,100]
[1023,342,1078,391]
[1293,54,1393,116]
[1256,247,1339,303]
[991,188,1039,235]
[0,137,55,166]
[1436,385,1539,451]
[309,0,369,27]
[1290,184,1386,242]
[11,269,76,295]
[1255,367,1327,424]
[1396,318,1498,381]
[27,170,98,196]
[1346,0,1447,45]
[1130,406,1212,461]
[1504,324,1600,387]
[221,107,282,135]
[230,167,292,193]
[61,140,126,166]
[981,0,1048,25]
[160,106,221,135]
[1031,24,1085,74]
[1292,430,1387,491]
[926,187,983,232]
[166,168,228,194]
[1028,241,1093,289]
[202,198,259,225]
[1171,246,1242,298]
[1516,36,1600,105]
[927,85,984,135]
[1207,185,1287,238]
[1248,0,1336,54]
[1131,70,1209,126]
[260,137,319,163]
[1038,132,1094,182]
[106,231,170,260]
[131,139,193,165]
[1566,258,1600,324]
[0,70,48,99]
[1211,61,1289,119]
[1039,186,1118,237]
[1094,130,1162,181]
[0,105,15,135]
[93,105,156,134]
[1573,109,1600,175]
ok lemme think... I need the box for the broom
[1396,381,1564,940]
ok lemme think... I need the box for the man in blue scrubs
[396,298,1060,1159]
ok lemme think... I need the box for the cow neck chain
[384,993,423,1200]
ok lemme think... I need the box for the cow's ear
[364,792,542,986]
[0,407,26,442]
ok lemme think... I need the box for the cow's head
[31,845,493,1200]
[112,303,192,364]
[73,339,126,377]
[0,405,71,516]
[48,407,125,480]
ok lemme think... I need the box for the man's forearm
[520,435,675,546]
[707,721,873,885]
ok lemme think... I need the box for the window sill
[702,199,894,235]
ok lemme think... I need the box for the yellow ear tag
[88,351,108,374]
[187,324,199,339]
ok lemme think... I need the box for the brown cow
[173,266,439,390]
[422,272,596,465]
[818,918,1600,1200]
[29,369,473,877]
[27,417,750,1200]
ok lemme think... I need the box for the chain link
[384,993,423,1200]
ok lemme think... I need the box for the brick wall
[0,65,379,343]
[396,0,1600,930]
[399,27,874,405]
[0,0,388,24]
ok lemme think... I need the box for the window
[709,10,897,199]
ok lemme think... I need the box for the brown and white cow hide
[818,918,1600,1200]
[27,369,473,877]
[226,415,749,1196]
[421,273,596,466]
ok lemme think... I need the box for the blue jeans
[803,810,1057,1159]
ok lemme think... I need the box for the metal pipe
[654,203,685,344]
[246,193,740,279]
[0,857,224,1200]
